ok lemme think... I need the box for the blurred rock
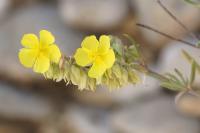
[0,4,86,84]
[11,0,35,8]
[0,121,37,133]
[111,92,199,133]
[132,0,200,46]
[0,83,54,122]
[75,76,160,107]
[178,94,200,117]
[0,0,10,20]
[0,125,31,133]
[59,0,129,32]
[42,92,200,133]
[56,104,111,133]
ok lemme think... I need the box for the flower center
[37,43,50,57]
[89,51,101,61]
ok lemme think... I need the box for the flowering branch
[18,29,200,94]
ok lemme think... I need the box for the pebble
[0,83,53,122]
[58,0,129,32]
[110,92,200,133]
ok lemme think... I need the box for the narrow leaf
[197,41,200,48]
[190,60,196,85]
[182,50,200,74]
[165,73,182,85]
[174,68,187,85]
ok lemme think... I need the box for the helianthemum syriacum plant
[19,30,141,91]
[18,0,200,109]
[18,29,200,105]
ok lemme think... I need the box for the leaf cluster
[161,50,200,91]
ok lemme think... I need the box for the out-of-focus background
[0,0,200,132]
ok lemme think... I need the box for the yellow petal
[101,49,115,68]
[81,35,99,51]
[33,54,50,73]
[98,35,110,54]
[48,44,61,63]
[21,34,39,48]
[74,48,93,66]
[40,30,55,45]
[88,58,107,78]
[18,48,38,68]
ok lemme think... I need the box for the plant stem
[146,69,169,82]
[157,0,200,41]
[136,23,198,48]
[134,63,168,82]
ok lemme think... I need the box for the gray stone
[58,104,111,133]
[177,95,200,117]
[49,92,200,133]
[110,92,200,133]
[0,0,10,21]
[58,0,129,32]
[110,76,159,104]
[0,83,53,122]
[0,125,30,133]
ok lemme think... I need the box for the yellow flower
[19,30,61,73]
[74,35,115,78]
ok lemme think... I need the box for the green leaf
[197,41,200,48]
[112,64,122,79]
[161,69,188,91]
[127,69,140,84]
[174,69,187,85]
[123,34,140,62]
[161,82,184,91]
[184,0,200,7]
[165,73,182,85]
[190,60,196,85]
[110,36,123,56]
[123,34,139,47]
[129,45,140,58]
[182,50,200,74]
[182,50,192,61]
